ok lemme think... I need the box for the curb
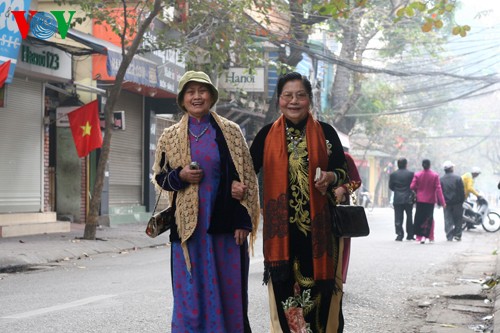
[0,225,168,274]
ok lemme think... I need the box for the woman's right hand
[179,165,204,184]
[231,181,247,200]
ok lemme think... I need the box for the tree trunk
[83,0,162,239]
[331,16,360,133]
[83,84,119,239]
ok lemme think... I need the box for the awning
[27,36,101,56]
[354,160,370,168]
[66,29,176,98]
[64,31,108,55]
[66,29,157,84]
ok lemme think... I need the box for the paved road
[0,207,498,332]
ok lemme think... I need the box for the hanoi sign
[219,68,264,92]
[16,40,71,81]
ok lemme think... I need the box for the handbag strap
[151,172,177,215]
[340,182,358,206]
[347,185,358,205]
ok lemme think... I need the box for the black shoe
[395,237,403,241]
[454,236,461,241]
[466,223,476,230]
[406,237,415,241]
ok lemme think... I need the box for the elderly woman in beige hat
[152,71,260,332]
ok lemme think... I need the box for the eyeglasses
[280,91,309,102]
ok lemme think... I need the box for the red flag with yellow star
[0,60,11,88]
[68,100,103,158]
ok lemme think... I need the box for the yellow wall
[38,1,97,103]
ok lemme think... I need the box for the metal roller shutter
[0,78,43,213]
[108,91,143,206]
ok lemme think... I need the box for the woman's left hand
[315,170,334,195]
[234,229,249,245]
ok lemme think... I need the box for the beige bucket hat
[177,71,219,111]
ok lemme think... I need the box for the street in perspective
[1,1,500,333]
[1,207,499,333]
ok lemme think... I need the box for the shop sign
[17,42,71,80]
[219,68,264,92]
[0,0,33,84]
[156,49,184,94]
[106,49,158,87]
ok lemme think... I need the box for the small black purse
[330,204,370,238]
[145,174,177,238]
[327,191,370,238]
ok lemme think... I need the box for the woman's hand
[314,170,335,195]
[234,229,249,246]
[231,181,248,200]
[334,186,347,204]
[179,165,203,184]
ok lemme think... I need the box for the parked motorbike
[358,188,374,211]
[462,197,500,232]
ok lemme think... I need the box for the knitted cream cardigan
[152,112,260,272]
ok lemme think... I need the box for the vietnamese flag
[0,60,11,88]
[68,100,103,158]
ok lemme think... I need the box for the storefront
[0,77,44,213]
[66,28,181,224]
[0,39,73,236]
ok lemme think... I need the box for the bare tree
[81,0,163,239]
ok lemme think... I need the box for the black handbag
[145,174,177,238]
[330,204,370,237]
[328,191,370,238]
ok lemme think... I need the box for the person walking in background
[411,159,446,244]
[334,151,362,284]
[389,158,415,241]
[440,161,465,241]
[461,167,482,229]
[152,71,260,333]
[250,72,349,332]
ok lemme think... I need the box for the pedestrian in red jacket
[410,159,446,244]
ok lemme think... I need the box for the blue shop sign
[0,0,33,84]
[106,49,158,87]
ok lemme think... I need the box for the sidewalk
[418,237,500,333]
[0,222,167,273]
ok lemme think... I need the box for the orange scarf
[263,113,336,282]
